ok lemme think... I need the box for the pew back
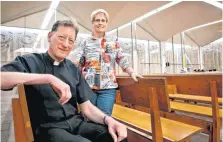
[116,77,171,112]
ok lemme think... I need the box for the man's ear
[48,32,53,42]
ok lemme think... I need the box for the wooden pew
[117,75,222,118]
[113,77,202,142]
[12,85,34,142]
[168,85,222,105]
[116,77,221,142]
[118,73,222,97]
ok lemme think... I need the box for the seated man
[1,20,127,142]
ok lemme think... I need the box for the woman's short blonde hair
[91,9,109,22]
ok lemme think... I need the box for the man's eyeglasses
[58,35,75,45]
[93,19,107,23]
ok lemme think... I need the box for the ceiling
[1,1,222,46]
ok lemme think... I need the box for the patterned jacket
[74,36,133,90]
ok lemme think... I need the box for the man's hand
[48,75,72,105]
[130,72,143,82]
[105,116,127,142]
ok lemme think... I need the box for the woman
[75,9,142,115]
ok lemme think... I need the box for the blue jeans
[90,89,117,116]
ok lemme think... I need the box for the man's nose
[63,39,69,47]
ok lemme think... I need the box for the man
[1,20,127,142]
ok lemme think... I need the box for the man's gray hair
[91,9,109,22]
[51,20,79,39]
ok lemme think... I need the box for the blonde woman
[75,9,143,115]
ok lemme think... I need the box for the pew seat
[169,94,222,104]
[167,85,222,105]
[170,101,222,118]
[112,104,202,142]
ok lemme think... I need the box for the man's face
[92,13,108,33]
[48,26,75,61]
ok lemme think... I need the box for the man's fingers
[109,127,117,142]
[116,126,127,142]
[117,136,125,142]
[60,87,71,105]
[59,88,68,104]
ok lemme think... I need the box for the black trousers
[35,115,128,142]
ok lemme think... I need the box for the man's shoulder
[17,53,43,61]
[65,59,80,70]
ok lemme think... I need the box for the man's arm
[1,72,71,105]
[1,72,53,89]
[80,101,127,142]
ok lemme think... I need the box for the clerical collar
[45,52,63,66]
[53,61,60,66]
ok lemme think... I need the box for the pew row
[113,78,202,142]
[118,73,222,97]
[116,77,221,142]
[168,85,222,105]
[113,104,202,142]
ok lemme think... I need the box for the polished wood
[124,103,212,135]
[118,73,222,97]
[148,87,163,142]
[112,104,202,142]
[116,77,171,112]
[17,85,34,142]
[168,84,222,104]
[12,85,34,142]
[167,85,177,94]
[12,98,29,142]
[116,76,222,142]
[210,81,221,142]
[169,94,222,104]
[127,128,152,142]
[170,101,222,118]
[115,77,203,142]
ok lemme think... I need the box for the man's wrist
[103,115,107,125]
[46,74,54,84]
[103,115,113,125]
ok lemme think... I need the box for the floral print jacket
[74,36,133,90]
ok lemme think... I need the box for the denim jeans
[90,88,117,116]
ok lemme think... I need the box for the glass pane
[164,38,174,73]
[116,25,133,75]
[184,34,199,72]
[1,26,49,64]
[202,40,222,71]
[135,24,160,74]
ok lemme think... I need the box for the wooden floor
[1,88,222,142]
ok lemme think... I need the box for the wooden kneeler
[12,84,34,142]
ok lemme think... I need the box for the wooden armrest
[12,98,29,142]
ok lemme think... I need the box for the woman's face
[92,13,108,34]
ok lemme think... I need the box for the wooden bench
[168,84,222,105]
[113,77,202,142]
[116,77,221,142]
[118,73,222,97]
[12,85,34,142]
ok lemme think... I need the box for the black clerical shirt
[1,52,93,131]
